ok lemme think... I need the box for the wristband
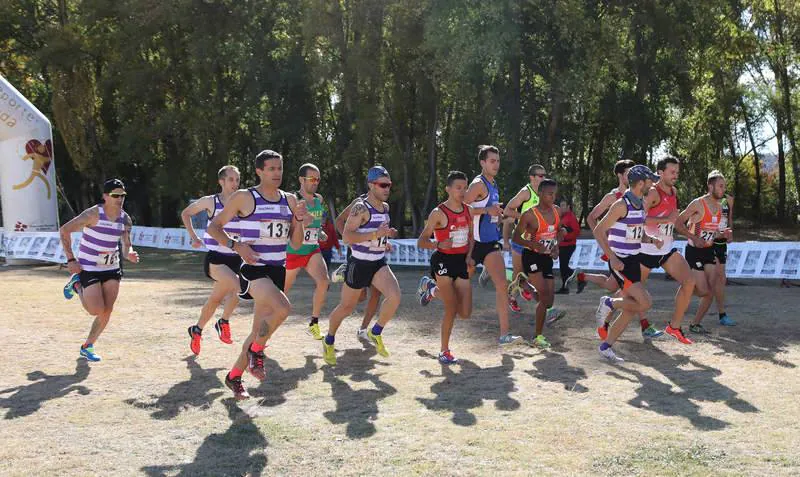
[67,258,76,263]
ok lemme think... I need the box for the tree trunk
[776,108,787,222]
[421,89,439,218]
[741,100,762,223]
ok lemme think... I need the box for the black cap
[103,178,125,193]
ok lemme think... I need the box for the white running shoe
[331,263,347,283]
[595,296,613,328]
[356,328,370,341]
[599,346,624,362]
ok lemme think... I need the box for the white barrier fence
[2,227,800,280]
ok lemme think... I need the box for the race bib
[260,221,289,240]
[98,250,120,266]
[372,235,389,250]
[626,225,644,241]
[451,229,469,248]
[490,215,500,224]
[657,223,674,238]
[303,228,319,245]
[699,230,716,242]
[539,238,556,251]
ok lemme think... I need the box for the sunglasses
[109,192,127,198]
[372,182,392,189]
[302,177,320,184]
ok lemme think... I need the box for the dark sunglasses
[109,192,127,198]
[372,182,392,189]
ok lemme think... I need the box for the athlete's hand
[235,242,259,265]
[488,204,503,217]
[466,257,476,269]
[127,249,140,263]
[388,227,399,238]
[190,237,203,249]
[376,222,392,238]
[723,229,733,241]
[666,208,679,223]
[319,230,328,242]
[550,245,559,259]
[295,200,309,223]
[385,241,393,252]
[67,260,82,275]
[610,256,624,271]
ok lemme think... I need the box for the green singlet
[287,193,325,255]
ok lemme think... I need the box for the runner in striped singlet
[592,165,662,363]
[322,166,400,366]
[283,163,331,341]
[59,179,140,362]
[676,170,734,333]
[181,165,242,355]
[207,150,312,400]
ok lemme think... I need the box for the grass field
[1,249,799,476]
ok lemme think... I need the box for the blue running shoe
[79,345,101,362]
[642,325,664,339]
[719,314,736,326]
[63,274,81,300]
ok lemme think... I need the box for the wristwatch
[227,237,239,249]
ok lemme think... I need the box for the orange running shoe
[188,326,202,355]
[215,319,233,344]
[665,324,693,344]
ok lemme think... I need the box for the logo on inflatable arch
[13,139,53,199]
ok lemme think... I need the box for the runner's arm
[335,198,359,234]
[207,190,248,248]
[287,194,308,250]
[502,187,530,220]
[59,207,99,261]
[587,192,615,231]
[416,208,445,250]
[342,201,384,244]
[466,205,476,265]
[511,210,543,253]
[180,196,214,244]
[464,180,491,216]
[675,199,704,243]
[122,214,139,262]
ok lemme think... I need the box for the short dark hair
[656,155,680,172]
[538,178,558,193]
[614,159,636,176]
[298,163,319,177]
[446,170,468,186]
[218,165,240,180]
[707,170,725,186]
[255,149,282,170]
[478,145,499,162]
[528,164,545,176]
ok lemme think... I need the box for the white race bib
[539,238,556,251]
[626,225,644,241]
[451,229,469,248]
[657,223,674,238]
[97,250,120,266]
[303,228,319,245]
[699,230,716,242]
[260,221,289,239]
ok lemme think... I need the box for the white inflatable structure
[0,74,59,264]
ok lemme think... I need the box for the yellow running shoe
[533,335,551,349]
[367,330,390,357]
[307,323,323,340]
[323,341,337,366]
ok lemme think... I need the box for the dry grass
[1,249,799,476]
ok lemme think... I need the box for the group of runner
[58,145,736,399]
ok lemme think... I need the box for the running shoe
[307,322,323,340]
[225,374,250,400]
[63,274,81,300]
[565,268,582,287]
[595,296,613,328]
[576,273,587,294]
[478,267,490,287]
[514,273,536,301]
[719,314,736,326]
[599,345,624,362]
[532,335,551,349]
[79,345,101,362]
[188,325,202,355]
[642,325,664,339]
[323,341,337,366]
[664,324,693,344]
[498,333,523,347]
[689,323,710,334]
[545,308,566,326]
[247,348,267,381]
[330,263,346,284]
[215,319,233,344]
[356,328,370,342]
[555,287,569,295]
[417,276,435,306]
[438,350,459,364]
[508,295,522,313]
[368,330,389,357]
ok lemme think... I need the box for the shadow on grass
[415,351,521,426]
[255,355,319,407]
[142,398,268,477]
[526,349,589,393]
[0,358,91,419]
[322,347,397,439]
[608,347,759,431]
[125,356,224,420]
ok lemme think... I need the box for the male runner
[416,171,474,363]
[465,145,522,346]
[208,150,311,400]
[593,165,662,362]
[181,165,242,355]
[322,166,401,366]
[60,178,140,362]
[284,163,330,340]
[511,178,561,349]
[712,194,735,325]
[637,156,695,344]
[676,170,733,333]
